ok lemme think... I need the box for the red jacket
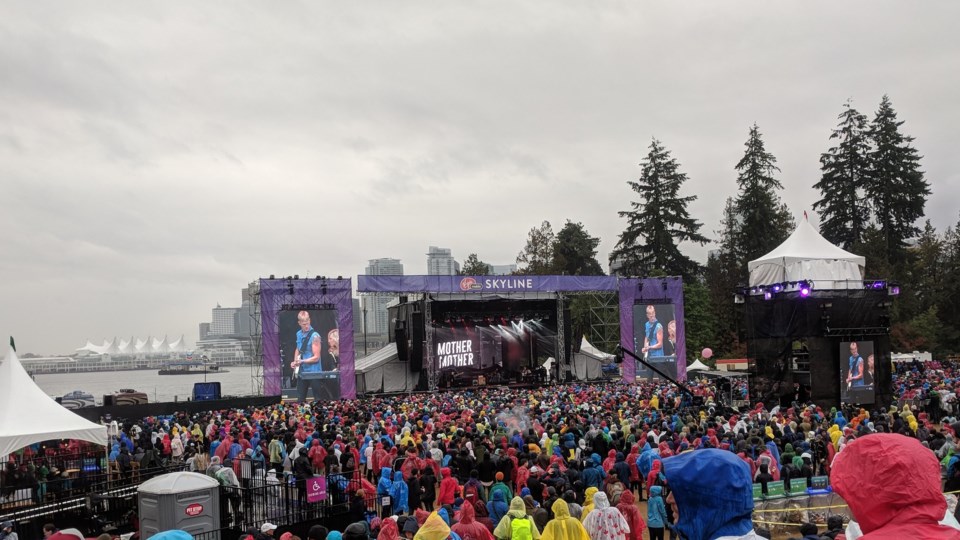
[833,434,960,539]
[438,467,459,505]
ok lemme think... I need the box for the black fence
[2,462,383,540]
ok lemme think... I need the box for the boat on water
[60,390,96,409]
[104,389,149,406]
[158,362,229,375]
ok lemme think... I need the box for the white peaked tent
[748,216,865,288]
[0,345,108,457]
[687,359,710,371]
[571,337,615,380]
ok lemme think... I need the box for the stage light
[269,274,275,279]
[888,285,900,296]
[772,284,783,293]
[294,274,299,280]
[734,294,745,304]
[763,291,772,301]
[799,286,810,297]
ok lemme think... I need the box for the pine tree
[610,138,708,279]
[516,220,556,274]
[705,198,745,357]
[865,95,930,264]
[733,124,794,266]
[553,221,604,276]
[813,100,870,249]
[461,253,492,275]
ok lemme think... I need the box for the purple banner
[619,277,687,383]
[260,278,355,399]
[358,275,619,294]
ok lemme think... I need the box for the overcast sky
[2,1,958,355]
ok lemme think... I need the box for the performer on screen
[324,328,340,372]
[663,320,677,356]
[291,311,324,402]
[864,353,875,388]
[846,342,864,390]
[641,305,664,358]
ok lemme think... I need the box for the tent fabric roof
[748,218,865,287]
[76,334,188,355]
[0,346,108,456]
[577,337,615,363]
[687,359,710,371]
[355,343,399,374]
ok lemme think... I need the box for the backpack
[464,483,481,502]
[510,516,534,540]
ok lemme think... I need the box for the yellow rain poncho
[494,497,541,540]
[415,511,451,540]
[580,487,599,523]
[541,499,589,540]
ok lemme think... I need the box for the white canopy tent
[571,337,615,380]
[748,217,865,288]
[0,345,108,457]
[687,359,710,371]
[354,343,420,394]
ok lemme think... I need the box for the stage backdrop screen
[279,308,340,401]
[840,340,876,404]
[632,303,679,380]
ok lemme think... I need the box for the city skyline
[2,2,958,354]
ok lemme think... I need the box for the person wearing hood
[438,468,459,507]
[540,499,589,540]
[583,492,629,540]
[647,485,668,540]
[345,521,373,540]
[580,458,605,490]
[391,471,411,515]
[379,517,402,540]
[616,491,645,540]
[452,501,495,540]
[493,497,541,540]
[422,468,438,511]
[378,468,395,517]
[474,498,497,533]
[416,510,459,540]
[832,433,960,539]
[488,489,511,526]
[579,487,599,524]
[661,448,765,540]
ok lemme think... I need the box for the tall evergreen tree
[553,221,604,276]
[865,95,930,264]
[516,220,555,274]
[460,253,492,275]
[813,100,870,249]
[610,138,708,279]
[733,124,794,267]
[705,198,746,357]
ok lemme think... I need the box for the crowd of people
[6,368,960,540]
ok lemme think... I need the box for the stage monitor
[632,302,679,380]
[840,340,876,404]
[279,307,341,401]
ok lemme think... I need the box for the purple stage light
[800,286,811,297]
[764,291,772,300]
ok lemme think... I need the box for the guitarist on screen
[641,305,664,359]
[291,310,324,402]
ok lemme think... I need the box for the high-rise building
[352,298,363,335]
[427,246,460,275]
[198,322,210,341]
[211,305,240,335]
[364,258,404,334]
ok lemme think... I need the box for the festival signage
[358,275,619,294]
[306,475,326,502]
[752,483,763,500]
[790,478,808,495]
[765,481,786,499]
[185,503,204,516]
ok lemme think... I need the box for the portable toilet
[138,471,221,539]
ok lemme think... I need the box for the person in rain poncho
[391,471,410,515]
[540,499,589,540]
[416,511,457,540]
[832,433,960,539]
[487,490,511,526]
[493,497,541,540]
[661,449,766,540]
[615,491,646,540]
[582,492,629,540]
[579,487,599,524]
[452,500,495,540]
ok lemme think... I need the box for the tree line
[462,95,956,359]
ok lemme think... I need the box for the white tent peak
[687,359,710,371]
[748,218,865,288]
[0,346,107,457]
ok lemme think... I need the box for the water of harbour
[33,367,261,403]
